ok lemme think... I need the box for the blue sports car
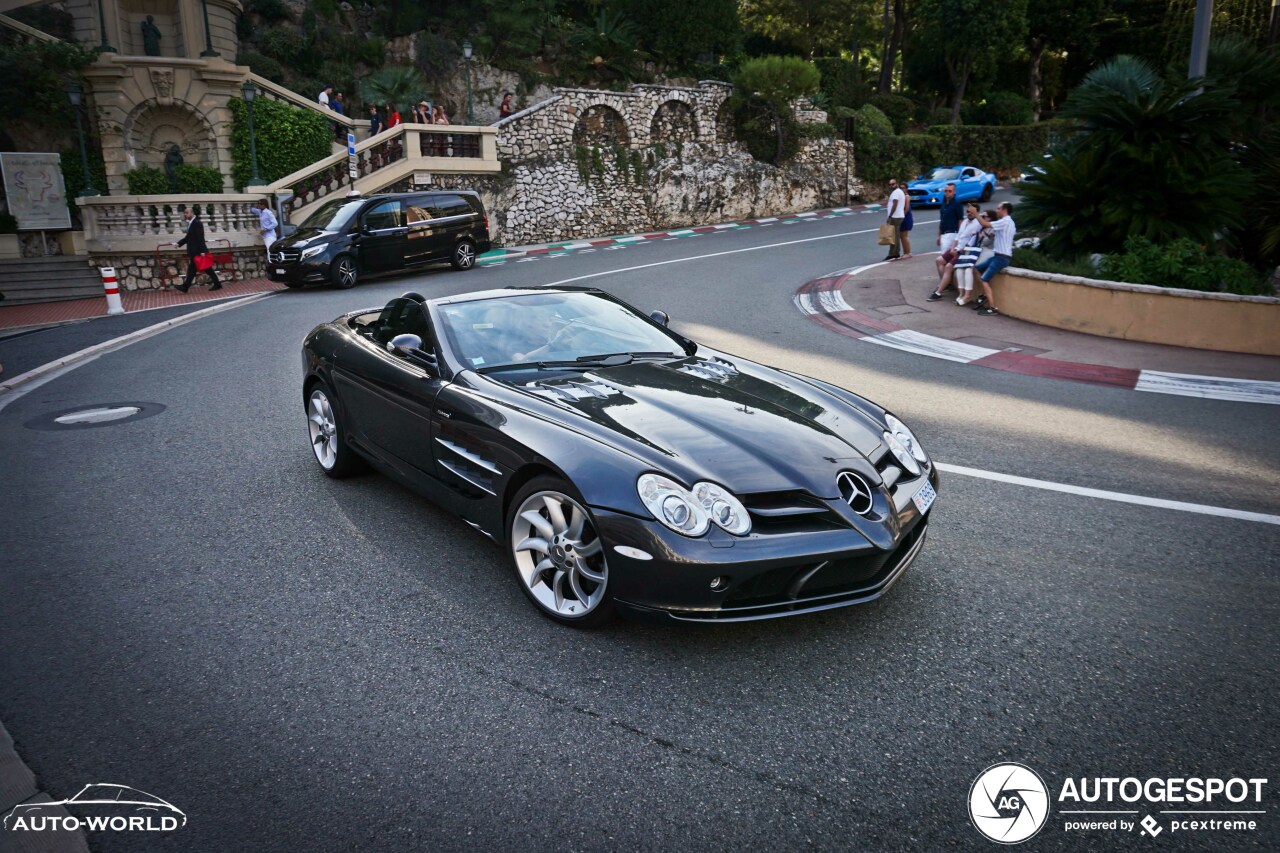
[907,166,996,206]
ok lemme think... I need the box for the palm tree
[359,66,429,115]
[1021,56,1247,257]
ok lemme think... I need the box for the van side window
[428,195,473,218]
[364,200,403,230]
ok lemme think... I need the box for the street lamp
[242,80,264,187]
[96,0,115,53]
[66,83,99,198]
[462,39,474,125]
[200,0,220,58]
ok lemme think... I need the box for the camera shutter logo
[968,763,1050,844]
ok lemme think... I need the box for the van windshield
[300,199,366,231]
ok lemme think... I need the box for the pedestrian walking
[972,202,1016,316]
[884,179,906,260]
[176,206,220,293]
[499,92,514,119]
[318,84,332,107]
[256,199,278,260]
[331,92,346,141]
[900,179,914,260]
[368,104,383,137]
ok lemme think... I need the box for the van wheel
[332,256,358,289]
[451,239,477,271]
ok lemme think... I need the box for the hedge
[175,164,225,194]
[852,120,1056,182]
[228,96,331,190]
[59,148,108,213]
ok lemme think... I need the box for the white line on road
[935,462,1280,526]
[0,293,275,410]
[537,221,938,289]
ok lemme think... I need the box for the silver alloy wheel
[307,389,338,469]
[511,491,607,617]
[337,258,357,288]
[456,241,475,269]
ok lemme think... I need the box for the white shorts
[939,232,958,254]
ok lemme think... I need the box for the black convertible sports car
[301,287,938,626]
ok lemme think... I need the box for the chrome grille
[270,251,300,263]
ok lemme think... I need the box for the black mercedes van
[267,191,492,289]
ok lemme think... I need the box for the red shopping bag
[194,252,215,272]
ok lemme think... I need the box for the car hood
[277,227,337,249]
[490,354,888,499]
[908,179,951,191]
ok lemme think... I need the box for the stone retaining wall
[90,247,267,290]
[993,268,1280,357]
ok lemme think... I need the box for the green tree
[1020,56,1249,256]
[612,0,739,67]
[359,66,429,113]
[739,0,860,59]
[915,0,1029,124]
[733,55,821,163]
[0,39,96,135]
[1027,0,1105,120]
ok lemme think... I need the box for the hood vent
[676,356,739,382]
[524,377,622,403]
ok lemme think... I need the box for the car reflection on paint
[300,286,938,626]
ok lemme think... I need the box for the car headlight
[691,481,751,535]
[300,244,327,260]
[637,474,709,537]
[884,413,928,476]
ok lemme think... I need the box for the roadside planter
[992,268,1280,357]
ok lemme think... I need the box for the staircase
[0,256,103,305]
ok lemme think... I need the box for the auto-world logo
[969,763,1050,844]
[3,784,185,833]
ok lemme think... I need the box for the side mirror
[388,334,437,371]
[649,310,669,327]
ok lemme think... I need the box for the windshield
[438,291,685,371]
[925,168,961,181]
[299,198,365,231]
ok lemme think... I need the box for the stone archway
[649,100,698,144]
[572,104,629,147]
[123,100,217,173]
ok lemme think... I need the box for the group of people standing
[884,180,1016,317]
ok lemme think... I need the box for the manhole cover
[25,402,166,431]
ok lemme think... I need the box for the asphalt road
[2,193,1278,851]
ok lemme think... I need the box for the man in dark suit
[176,205,221,293]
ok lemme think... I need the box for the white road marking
[864,330,1000,363]
[0,293,274,408]
[536,221,938,289]
[935,462,1280,526]
[1135,370,1280,406]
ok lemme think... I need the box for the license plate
[275,268,287,275]
[912,480,937,514]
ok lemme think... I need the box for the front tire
[451,238,476,270]
[508,476,615,627]
[306,383,364,478]
[331,255,358,289]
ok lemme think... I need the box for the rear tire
[451,238,477,271]
[331,255,358,289]
[980,183,993,201]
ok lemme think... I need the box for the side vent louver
[677,357,739,382]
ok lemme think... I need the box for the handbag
[193,252,214,272]
[877,223,895,246]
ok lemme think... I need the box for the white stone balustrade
[79,194,268,254]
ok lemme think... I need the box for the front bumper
[594,469,936,623]
[267,254,332,286]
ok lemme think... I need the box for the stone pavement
[795,256,1280,402]
[0,279,285,332]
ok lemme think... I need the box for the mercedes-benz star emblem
[837,471,874,516]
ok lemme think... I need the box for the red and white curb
[478,204,885,266]
[795,265,1280,406]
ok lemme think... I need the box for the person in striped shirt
[973,202,1016,316]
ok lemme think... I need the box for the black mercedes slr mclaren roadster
[301,287,938,626]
